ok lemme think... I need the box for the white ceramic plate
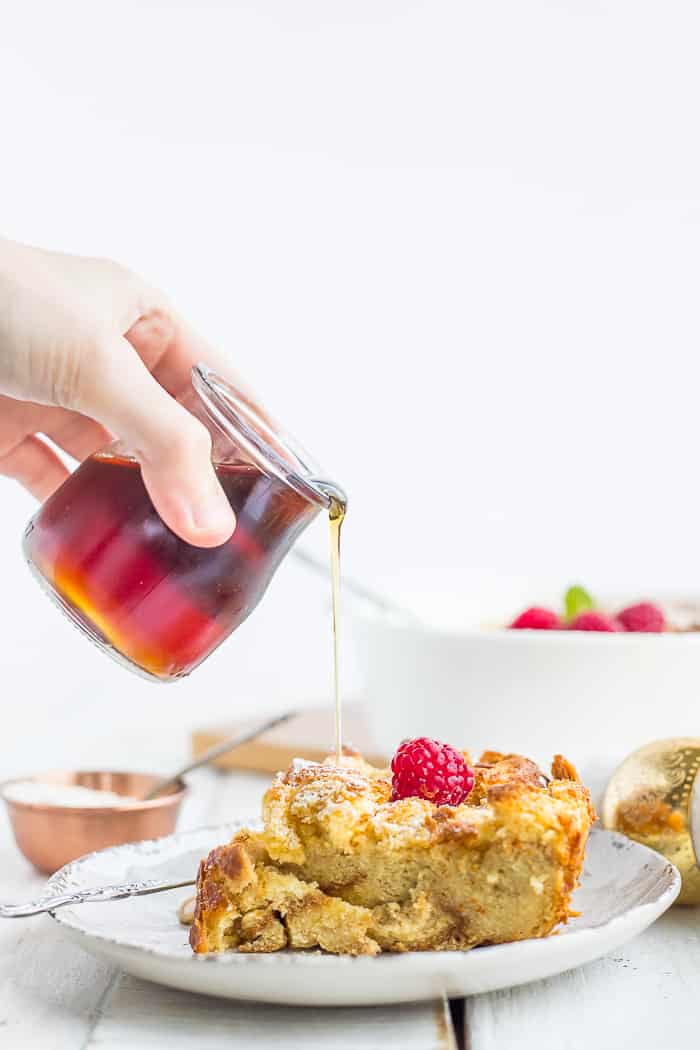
[49,822,680,1006]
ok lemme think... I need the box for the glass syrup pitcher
[23,365,345,682]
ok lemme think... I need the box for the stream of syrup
[328,495,345,764]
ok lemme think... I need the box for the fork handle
[0,876,195,918]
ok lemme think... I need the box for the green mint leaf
[564,585,595,621]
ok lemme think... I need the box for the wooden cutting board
[191,703,387,774]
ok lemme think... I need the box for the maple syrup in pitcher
[23,365,348,730]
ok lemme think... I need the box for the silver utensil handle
[0,877,195,918]
[143,709,296,800]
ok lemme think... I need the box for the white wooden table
[2,760,699,1050]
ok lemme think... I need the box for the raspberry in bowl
[509,587,671,634]
[617,602,666,633]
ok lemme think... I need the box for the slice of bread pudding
[190,750,595,956]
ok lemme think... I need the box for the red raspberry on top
[391,737,474,806]
[617,602,665,633]
[569,610,618,632]
[510,606,561,630]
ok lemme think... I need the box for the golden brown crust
[190,749,594,956]
[477,749,506,764]
[551,754,580,782]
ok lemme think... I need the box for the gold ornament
[602,738,700,905]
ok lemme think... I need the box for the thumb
[85,339,236,547]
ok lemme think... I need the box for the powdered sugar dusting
[290,764,372,814]
[290,758,321,773]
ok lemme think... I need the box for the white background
[1,1,700,772]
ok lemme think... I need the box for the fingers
[0,394,112,463]
[46,412,113,462]
[0,434,70,500]
[85,338,236,547]
[126,310,259,406]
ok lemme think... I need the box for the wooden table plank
[0,915,117,1050]
[86,977,456,1050]
[465,907,700,1050]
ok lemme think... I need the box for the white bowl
[349,597,700,771]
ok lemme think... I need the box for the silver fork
[0,877,195,918]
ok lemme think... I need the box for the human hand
[0,238,237,546]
